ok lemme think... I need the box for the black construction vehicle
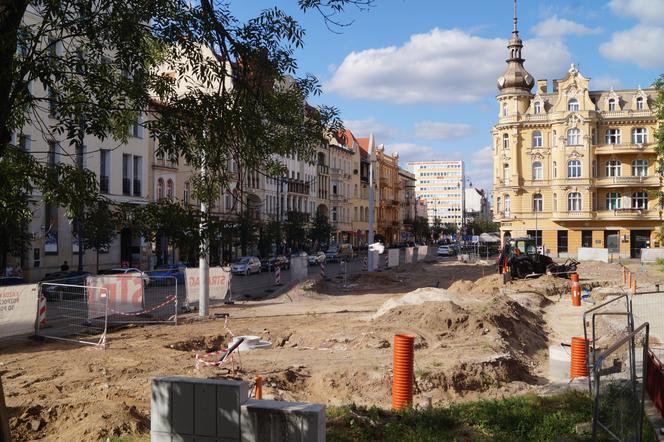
[497,237,578,279]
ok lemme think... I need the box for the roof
[356,137,369,159]
[333,129,357,148]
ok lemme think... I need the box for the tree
[411,216,429,243]
[284,211,308,250]
[258,218,281,258]
[466,218,500,235]
[308,211,331,250]
[431,216,443,240]
[82,198,118,272]
[236,210,258,256]
[654,74,664,215]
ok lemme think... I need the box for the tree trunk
[0,0,28,157]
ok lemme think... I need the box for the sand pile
[447,274,503,296]
[371,287,456,319]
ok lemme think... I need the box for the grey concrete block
[195,383,217,437]
[173,381,194,434]
[241,399,325,442]
[151,431,172,442]
[152,379,173,434]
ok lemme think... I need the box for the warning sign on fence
[86,275,144,319]
[0,284,39,338]
[185,267,231,303]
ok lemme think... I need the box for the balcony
[287,179,310,195]
[551,211,594,220]
[330,194,348,203]
[599,110,653,119]
[595,175,660,187]
[317,164,329,175]
[330,167,343,178]
[594,143,655,154]
[596,208,662,221]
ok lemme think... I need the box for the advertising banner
[387,249,399,268]
[86,275,144,319]
[0,284,39,338]
[185,267,231,304]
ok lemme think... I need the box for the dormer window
[534,101,541,114]
[567,98,579,112]
[636,96,644,110]
[608,98,616,111]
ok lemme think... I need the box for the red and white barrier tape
[107,295,176,316]
[38,296,47,326]
[195,348,234,368]
[224,315,235,337]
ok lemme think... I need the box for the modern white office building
[408,160,465,226]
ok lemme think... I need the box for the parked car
[231,257,261,276]
[261,255,290,271]
[437,245,454,257]
[147,264,186,285]
[325,244,353,262]
[40,271,91,301]
[308,251,326,265]
[98,268,150,286]
[0,276,26,286]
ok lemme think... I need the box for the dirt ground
[0,258,657,441]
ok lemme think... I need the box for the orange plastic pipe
[570,273,581,307]
[627,271,632,288]
[631,278,637,295]
[392,334,415,410]
[570,336,589,379]
[622,266,626,284]
[255,375,262,400]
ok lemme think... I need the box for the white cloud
[531,16,601,39]
[413,121,472,140]
[389,143,438,163]
[608,0,664,25]
[343,117,398,142]
[467,146,494,192]
[326,28,570,104]
[591,75,621,90]
[471,145,493,168]
[600,25,664,68]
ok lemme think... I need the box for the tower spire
[496,0,533,95]
[513,0,518,33]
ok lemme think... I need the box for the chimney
[537,80,547,94]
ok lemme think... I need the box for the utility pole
[199,153,209,317]
[367,134,375,272]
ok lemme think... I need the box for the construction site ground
[1,258,661,441]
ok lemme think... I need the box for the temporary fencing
[591,322,650,441]
[37,282,109,348]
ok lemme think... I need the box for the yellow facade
[375,147,401,244]
[493,64,661,258]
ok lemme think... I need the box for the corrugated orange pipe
[631,277,637,295]
[570,273,581,307]
[255,375,262,400]
[570,336,589,379]
[627,270,632,288]
[392,334,415,410]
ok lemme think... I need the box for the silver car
[231,257,261,276]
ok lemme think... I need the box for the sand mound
[447,274,503,296]
[371,287,456,319]
[373,301,469,335]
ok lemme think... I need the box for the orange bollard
[255,376,262,400]
[570,273,581,307]
[570,337,589,379]
[392,334,415,410]
[622,266,626,284]
[627,270,632,288]
[631,278,637,295]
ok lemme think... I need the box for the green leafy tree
[654,74,664,216]
[236,209,258,256]
[82,198,118,272]
[284,211,307,250]
[309,211,331,250]
[442,223,458,235]
[258,219,282,258]
[411,216,429,243]
[466,218,500,235]
[431,216,443,240]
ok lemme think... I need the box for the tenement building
[492,9,660,258]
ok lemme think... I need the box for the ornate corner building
[492,6,661,259]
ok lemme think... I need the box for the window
[504,195,511,216]
[633,128,647,144]
[567,160,581,178]
[605,129,621,144]
[502,133,509,149]
[502,103,508,116]
[608,98,616,111]
[605,192,621,210]
[552,130,557,147]
[48,88,57,117]
[47,141,58,167]
[496,197,501,213]
[567,98,579,111]
[184,182,190,204]
[133,156,142,196]
[534,101,541,114]
[532,131,542,148]
[632,159,648,177]
[130,115,143,138]
[166,179,173,198]
[533,193,543,212]
[636,96,644,110]
[553,193,558,212]
[566,128,581,145]
[331,207,337,222]
[503,164,510,185]
[592,129,597,145]
[582,231,593,248]
[100,150,110,194]
[532,161,543,180]
[557,230,568,253]
[592,159,597,178]
[18,134,30,151]
[122,154,131,195]
[605,160,621,177]
[553,161,557,179]
[157,178,164,200]
[632,192,648,209]
[568,192,582,211]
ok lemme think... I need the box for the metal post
[199,155,209,317]
[174,278,178,325]
[367,134,376,272]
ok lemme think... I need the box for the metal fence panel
[592,322,649,442]
[106,275,179,325]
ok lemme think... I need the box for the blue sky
[231,0,664,194]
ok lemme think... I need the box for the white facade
[464,187,490,220]
[408,161,465,226]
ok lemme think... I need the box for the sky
[230,0,664,196]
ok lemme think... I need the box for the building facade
[464,186,491,221]
[409,160,465,227]
[328,131,356,243]
[492,9,661,258]
[375,146,401,244]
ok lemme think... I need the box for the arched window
[532,131,542,148]
[166,179,174,198]
[605,192,621,210]
[502,133,509,149]
[568,192,582,211]
[636,96,644,110]
[608,98,616,111]
[157,178,164,200]
[633,127,648,144]
[567,98,579,111]
[504,195,511,215]
[533,193,543,212]
[632,159,648,177]
[632,191,648,209]
[532,161,543,180]
[605,160,621,177]
[567,160,581,178]
[534,101,541,114]
[566,128,581,145]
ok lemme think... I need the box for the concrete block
[241,399,325,442]
[172,381,194,434]
[641,248,664,263]
[387,249,399,267]
[577,247,609,263]
[404,247,413,264]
